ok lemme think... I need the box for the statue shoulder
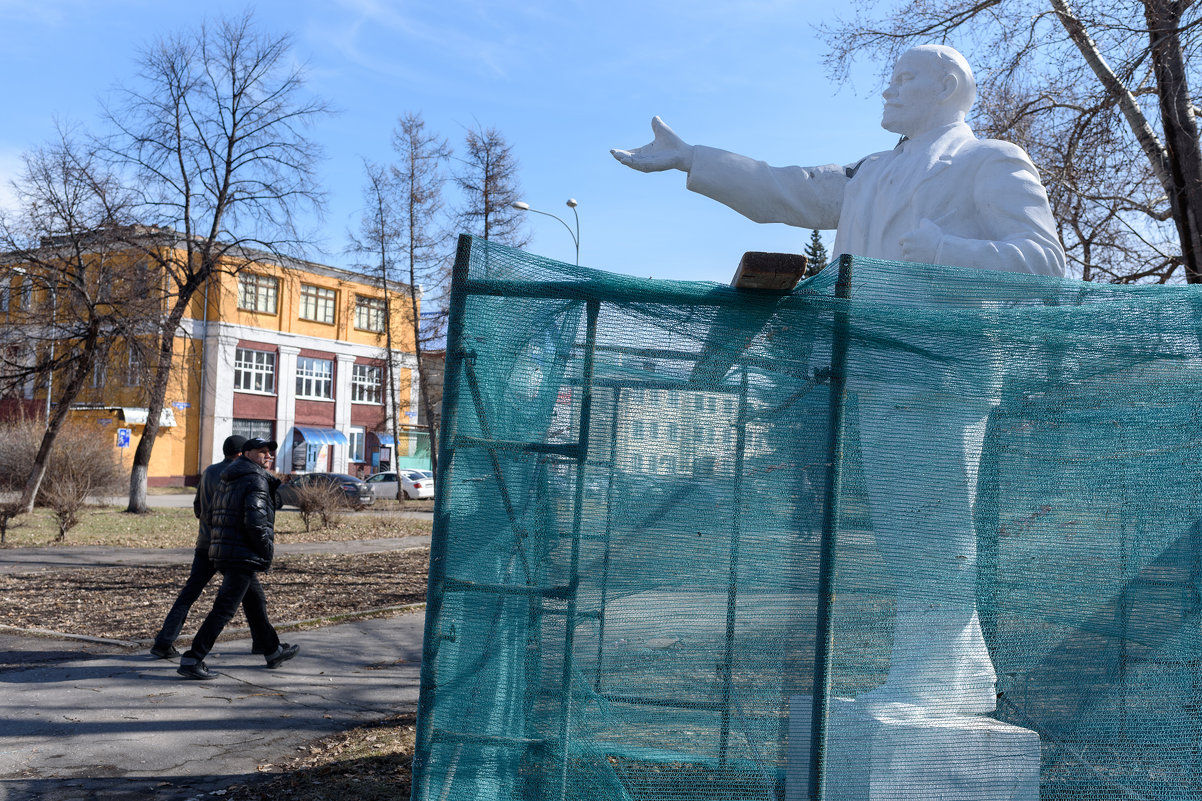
[961,135,1037,166]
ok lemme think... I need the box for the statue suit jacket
[685,122,1066,277]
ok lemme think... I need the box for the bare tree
[820,0,1202,283]
[0,129,151,514]
[392,113,452,478]
[99,12,329,511]
[351,161,408,496]
[352,113,452,483]
[453,123,530,248]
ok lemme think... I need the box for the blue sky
[0,0,897,283]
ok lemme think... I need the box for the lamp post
[512,199,580,265]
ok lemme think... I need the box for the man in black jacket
[151,435,271,659]
[177,438,299,680]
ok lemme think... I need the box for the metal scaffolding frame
[412,236,853,801]
[412,236,1202,800]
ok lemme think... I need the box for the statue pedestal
[785,696,1040,801]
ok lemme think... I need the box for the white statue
[613,45,1067,717]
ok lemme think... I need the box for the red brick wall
[231,392,276,419]
[294,399,335,427]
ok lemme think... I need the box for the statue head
[881,45,976,137]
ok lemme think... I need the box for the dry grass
[0,505,433,548]
[0,549,431,643]
[223,711,416,801]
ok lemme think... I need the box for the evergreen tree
[804,229,829,276]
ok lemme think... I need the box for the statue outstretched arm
[611,116,695,173]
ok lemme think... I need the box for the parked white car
[365,469,435,500]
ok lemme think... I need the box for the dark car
[277,472,375,509]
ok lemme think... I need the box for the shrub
[0,417,123,540]
[292,480,346,532]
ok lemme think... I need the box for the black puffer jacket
[192,457,235,550]
[207,456,281,572]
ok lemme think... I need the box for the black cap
[222,435,248,458]
[241,437,278,454]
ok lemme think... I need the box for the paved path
[0,537,431,800]
[0,614,426,801]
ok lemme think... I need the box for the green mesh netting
[413,235,1202,801]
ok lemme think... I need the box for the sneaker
[177,660,217,680]
[265,643,300,668]
[150,643,180,660]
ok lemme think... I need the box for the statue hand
[899,217,946,263]
[611,116,694,173]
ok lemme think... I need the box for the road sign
[117,428,131,448]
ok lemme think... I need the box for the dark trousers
[183,567,280,663]
[154,549,270,653]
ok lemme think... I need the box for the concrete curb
[0,624,141,648]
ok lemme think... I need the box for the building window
[125,349,143,386]
[92,358,106,388]
[351,363,382,404]
[232,419,274,441]
[299,284,336,324]
[348,426,365,462]
[0,286,9,312]
[296,356,333,399]
[19,277,32,310]
[354,295,386,332]
[234,348,276,394]
[238,273,278,314]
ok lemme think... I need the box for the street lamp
[512,199,580,265]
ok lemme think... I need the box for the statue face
[881,50,948,137]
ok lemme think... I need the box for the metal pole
[558,298,601,801]
[413,233,474,801]
[808,254,854,801]
[719,367,750,764]
[594,384,622,692]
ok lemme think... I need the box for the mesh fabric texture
[413,236,1202,801]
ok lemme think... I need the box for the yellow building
[10,240,422,486]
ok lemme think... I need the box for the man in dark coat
[177,437,299,680]
[150,435,270,659]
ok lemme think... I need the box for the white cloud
[323,0,526,82]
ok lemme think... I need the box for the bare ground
[0,548,431,643]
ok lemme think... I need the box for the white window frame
[234,348,276,394]
[299,284,336,324]
[238,273,279,314]
[295,356,333,400]
[354,295,386,332]
[125,349,142,386]
[351,363,382,404]
[348,426,366,462]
